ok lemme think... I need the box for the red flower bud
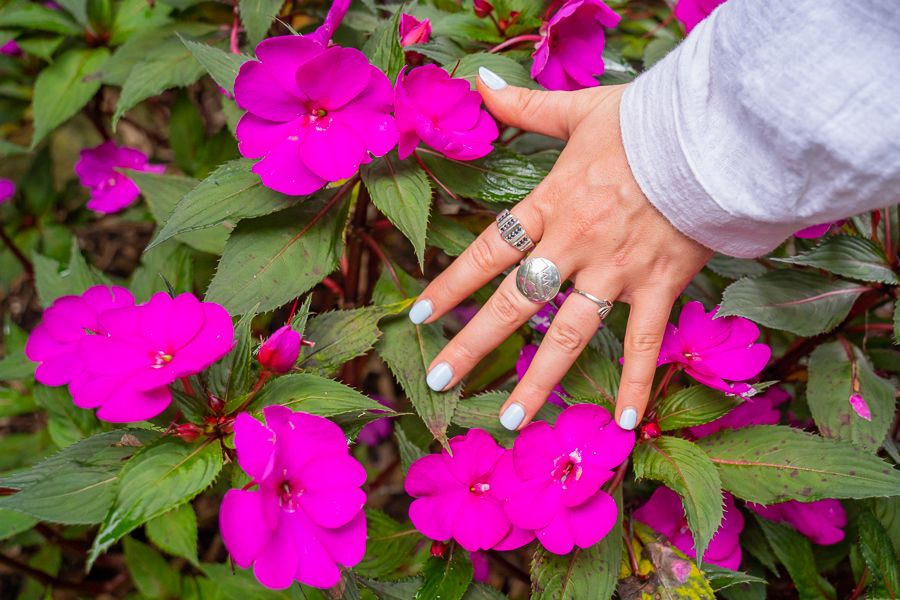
[175,423,202,442]
[430,540,447,558]
[473,0,493,18]
[208,394,225,414]
[640,421,662,441]
[258,325,302,373]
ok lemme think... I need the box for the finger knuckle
[517,91,546,120]
[447,340,479,364]
[489,288,525,326]
[467,237,497,272]
[628,331,663,354]
[546,322,584,354]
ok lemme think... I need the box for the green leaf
[362,153,432,268]
[112,39,206,129]
[33,239,109,306]
[15,35,64,60]
[418,146,547,205]
[428,213,476,257]
[396,425,428,475]
[124,536,182,599]
[444,52,535,90]
[0,348,36,380]
[205,194,349,314]
[0,509,37,541]
[0,0,81,35]
[560,345,620,407]
[356,509,421,579]
[451,391,562,448]
[531,487,622,600]
[358,577,422,600]
[200,563,296,599]
[34,385,101,449]
[145,503,199,566]
[254,373,394,422]
[129,241,198,302]
[180,36,251,95]
[774,235,900,284]
[417,544,473,600]
[718,270,869,337]
[211,310,257,407]
[706,254,768,280]
[239,0,283,46]
[101,22,217,86]
[0,430,157,525]
[362,6,404,81]
[701,565,767,592]
[858,509,900,598]
[807,341,895,452]
[298,305,398,376]
[110,0,172,44]
[656,387,741,431]
[464,583,510,600]
[633,436,723,564]
[695,425,900,504]
[128,170,228,254]
[755,517,835,600]
[148,159,297,251]
[89,438,224,567]
[373,268,459,448]
[31,47,109,147]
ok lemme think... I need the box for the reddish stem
[356,229,402,288]
[413,151,459,201]
[848,567,869,600]
[488,33,543,54]
[180,377,196,397]
[321,276,344,298]
[0,227,33,275]
[229,3,240,54]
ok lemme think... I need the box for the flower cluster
[405,403,634,554]
[75,141,164,214]
[26,288,234,422]
[221,407,367,589]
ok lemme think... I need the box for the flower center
[683,351,701,361]
[551,449,583,488]
[106,177,117,186]
[469,482,491,495]
[279,479,304,512]
[151,350,173,368]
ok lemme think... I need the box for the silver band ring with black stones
[496,209,536,253]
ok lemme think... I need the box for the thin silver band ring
[573,288,614,319]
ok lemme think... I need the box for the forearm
[620,0,900,258]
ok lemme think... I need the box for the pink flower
[493,404,634,554]
[634,486,744,570]
[531,0,621,91]
[529,289,571,334]
[399,14,431,47]
[308,0,350,46]
[674,0,727,33]
[234,37,397,195]
[516,344,567,407]
[748,499,847,546]
[688,387,788,438]
[258,325,301,373]
[26,286,135,387]
[74,142,164,214]
[71,292,234,422]
[0,178,15,204]
[395,64,498,161]
[849,392,872,421]
[405,429,533,552]
[1,39,20,56]
[355,395,395,446]
[658,301,771,395]
[473,0,494,18]
[794,220,844,238]
[221,407,367,589]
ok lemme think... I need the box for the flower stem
[356,229,402,289]
[413,151,459,201]
[488,33,543,54]
[647,364,678,417]
[0,227,33,275]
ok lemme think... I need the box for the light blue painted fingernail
[426,362,453,392]
[500,403,526,431]
[478,67,508,91]
[618,407,638,430]
[409,299,433,324]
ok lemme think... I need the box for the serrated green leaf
[110,0,172,44]
[205,192,349,314]
[428,213,476,257]
[146,503,199,566]
[298,306,390,376]
[357,577,422,600]
[124,536,182,598]
[633,436,723,564]
[417,543,473,600]
[656,387,741,431]
[101,22,217,86]
[0,429,157,525]
[858,509,900,598]
[200,563,295,599]
[718,270,869,336]
[696,425,900,504]
[31,47,109,147]
[451,391,562,448]
[356,509,421,579]
[362,6,404,81]
[239,0,283,46]
[444,52,535,89]
[807,341,894,452]
[774,236,900,284]
[705,254,768,280]
[418,146,546,205]
[180,36,251,95]
[464,583,510,600]
[701,565,766,592]
[373,268,459,448]
[89,438,224,567]
[254,373,394,421]
[560,345,619,406]
[362,153,432,268]
[34,384,101,449]
[211,310,257,407]
[0,0,81,35]
[756,517,835,600]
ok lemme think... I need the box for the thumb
[475,66,592,140]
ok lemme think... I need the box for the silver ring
[496,210,535,253]
[516,257,561,303]
[573,288,614,319]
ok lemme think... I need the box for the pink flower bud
[640,421,662,440]
[849,393,872,421]
[473,0,493,18]
[399,14,431,48]
[258,325,302,373]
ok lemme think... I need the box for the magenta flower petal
[313,509,368,568]
[750,499,846,545]
[294,47,372,111]
[234,413,277,481]
[220,489,273,568]
[849,393,872,421]
[234,60,309,121]
[236,115,304,159]
[251,137,328,196]
[299,120,366,181]
[399,14,431,47]
[0,178,15,203]
[453,494,510,551]
[409,493,466,541]
[75,142,163,214]
[302,487,367,529]
[569,490,617,547]
[534,511,575,555]
[253,516,301,590]
[95,384,171,423]
[513,421,565,480]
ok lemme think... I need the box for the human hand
[409,68,713,432]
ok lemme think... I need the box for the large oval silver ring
[516,257,561,303]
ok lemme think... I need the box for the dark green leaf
[89,439,224,567]
[15,35,64,60]
[356,509,421,579]
[362,6,404,81]
[560,345,619,406]
[129,241,198,302]
[34,384,101,449]
[0,1,81,35]
[702,565,767,591]
[718,270,869,336]
[205,193,350,314]
[362,153,432,268]
[807,341,894,452]
[0,509,37,541]
[124,536,182,598]
[445,52,535,89]
[705,254,767,280]
[180,36,251,95]
[858,509,900,598]
[894,297,899,345]
[418,146,547,205]
[452,391,562,448]
[656,387,741,431]
[427,213,476,256]
[211,309,257,407]
[774,235,900,284]
[299,304,402,376]
[357,577,422,600]
[239,0,283,46]
[31,48,109,147]
[110,0,172,44]
[101,22,217,86]
[145,502,199,566]
[463,583,510,600]
[416,543,473,600]
[633,436,723,563]
[756,517,835,600]
[0,349,35,380]
[200,563,296,599]
[696,425,900,504]
[254,373,394,423]
[396,425,428,475]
